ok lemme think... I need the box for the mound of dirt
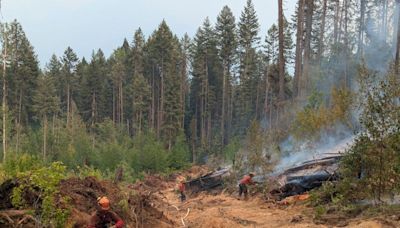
[61,176,177,228]
[0,176,177,228]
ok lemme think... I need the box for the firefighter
[88,196,124,228]
[178,179,186,202]
[238,172,256,199]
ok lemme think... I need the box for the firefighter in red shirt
[178,178,186,202]
[238,172,256,199]
[88,196,124,228]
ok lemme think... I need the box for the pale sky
[2,0,296,66]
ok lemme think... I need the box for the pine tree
[145,21,184,148]
[74,57,89,119]
[110,48,127,126]
[216,6,237,146]
[33,72,59,159]
[237,0,261,133]
[132,72,150,135]
[6,20,39,153]
[85,49,109,126]
[130,28,146,134]
[61,47,79,126]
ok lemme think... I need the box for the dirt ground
[1,166,399,227]
[136,165,400,228]
[154,187,396,228]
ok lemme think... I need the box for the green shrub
[292,87,353,140]
[73,165,104,179]
[134,132,168,173]
[168,133,190,170]
[2,153,43,178]
[11,162,69,227]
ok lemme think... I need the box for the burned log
[184,168,230,193]
[270,155,342,199]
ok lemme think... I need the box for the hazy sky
[2,0,296,67]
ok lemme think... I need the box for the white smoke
[273,130,356,173]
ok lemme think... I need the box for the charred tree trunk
[278,0,285,101]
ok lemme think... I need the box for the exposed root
[181,208,190,227]
[171,205,180,211]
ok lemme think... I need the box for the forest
[1,0,400,227]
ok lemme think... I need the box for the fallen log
[184,168,230,193]
[270,155,343,199]
[0,209,39,227]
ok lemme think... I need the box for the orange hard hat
[97,196,110,210]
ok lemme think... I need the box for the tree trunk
[334,0,340,44]
[221,63,226,146]
[43,115,47,160]
[16,90,22,154]
[302,0,314,96]
[2,39,6,162]
[112,87,115,123]
[344,0,349,87]
[158,58,164,139]
[264,65,270,122]
[139,110,142,135]
[382,0,388,41]
[151,65,155,130]
[228,81,233,145]
[317,0,327,62]
[67,83,70,126]
[92,92,96,128]
[358,0,366,57]
[120,80,123,125]
[190,117,196,163]
[396,1,400,75]
[278,0,286,101]
[293,0,305,97]
[200,77,205,146]
[338,0,345,43]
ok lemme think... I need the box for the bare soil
[1,166,399,228]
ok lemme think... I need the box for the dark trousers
[239,183,248,197]
[180,191,186,202]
